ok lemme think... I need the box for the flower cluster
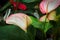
[5,0,60,32]
[39,0,60,22]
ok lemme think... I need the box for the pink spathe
[39,0,60,14]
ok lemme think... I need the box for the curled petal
[48,11,56,20]
[39,0,60,14]
[48,0,60,13]
[5,13,32,32]
[39,15,49,22]
[39,0,47,14]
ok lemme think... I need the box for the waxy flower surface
[39,0,60,14]
[5,13,32,32]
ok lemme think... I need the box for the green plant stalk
[43,1,49,39]
[44,14,48,39]
[0,2,11,12]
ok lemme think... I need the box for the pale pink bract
[5,13,32,32]
[39,0,60,14]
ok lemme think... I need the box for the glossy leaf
[0,25,36,40]
[30,16,52,33]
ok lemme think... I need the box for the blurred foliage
[0,23,36,40]
[0,0,60,40]
[30,16,53,33]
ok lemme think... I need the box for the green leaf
[0,24,36,40]
[44,22,52,33]
[22,0,37,3]
[30,16,42,28]
[30,16,53,33]
[0,25,25,40]
[27,26,36,40]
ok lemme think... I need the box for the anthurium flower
[40,11,56,22]
[5,13,32,32]
[10,0,27,10]
[39,0,60,14]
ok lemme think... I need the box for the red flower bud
[18,3,27,10]
[10,0,27,10]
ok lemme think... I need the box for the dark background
[0,0,8,7]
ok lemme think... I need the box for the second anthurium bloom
[39,0,60,14]
[40,11,56,22]
[5,13,32,32]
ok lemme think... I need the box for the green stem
[43,1,49,39]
